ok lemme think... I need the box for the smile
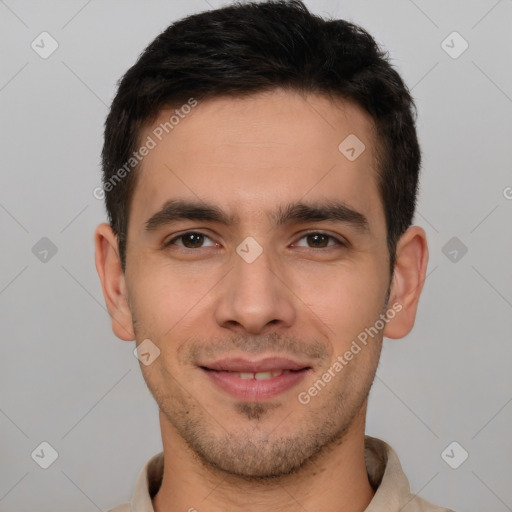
[227,369,292,380]
[201,366,311,401]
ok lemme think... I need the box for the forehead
[131,89,384,234]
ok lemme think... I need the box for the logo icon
[441,441,469,469]
[442,236,468,263]
[133,338,161,366]
[31,32,59,59]
[236,236,263,264]
[32,237,58,263]
[31,441,59,469]
[338,134,366,161]
[441,32,469,59]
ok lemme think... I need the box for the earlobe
[383,226,429,340]
[94,223,135,341]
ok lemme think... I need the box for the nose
[214,245,296,335]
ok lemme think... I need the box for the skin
[95,88,428,512]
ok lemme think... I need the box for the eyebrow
[145,200,234,231]
[271,200,369,233]
[145,199,370,234]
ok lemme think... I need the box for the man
[95,1,453,510]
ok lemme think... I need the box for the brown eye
[181,233,205,248]
[294,232,342,249]
[306,233,329,248]
[166,232,217,249]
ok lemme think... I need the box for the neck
[152,408,375,512]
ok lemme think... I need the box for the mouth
[199,356,312,401]
[203,368,297,380]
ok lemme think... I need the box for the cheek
[127,261,220,348]
[127,270,185,335]
[290,261,386,340]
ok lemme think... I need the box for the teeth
[230,370,291,380]
[255,371,273,380]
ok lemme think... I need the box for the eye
[293,232,345,249]
[165,231,218,249]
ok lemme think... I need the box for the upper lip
[201,356,311,373]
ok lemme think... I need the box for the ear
[383,226,429,339]
[94,223,135,341]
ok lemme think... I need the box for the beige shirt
[108,435,454,512]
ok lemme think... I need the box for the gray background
[1,1,511,511]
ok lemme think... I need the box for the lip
[201,356,310,373]
[200,356,312,402]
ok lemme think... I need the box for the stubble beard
[145,348,380,480]
[133,287,389,480]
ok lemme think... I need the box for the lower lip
[202,368,310,401]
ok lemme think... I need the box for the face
[120,89,394,477]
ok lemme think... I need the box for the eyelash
[163,231,346,251]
